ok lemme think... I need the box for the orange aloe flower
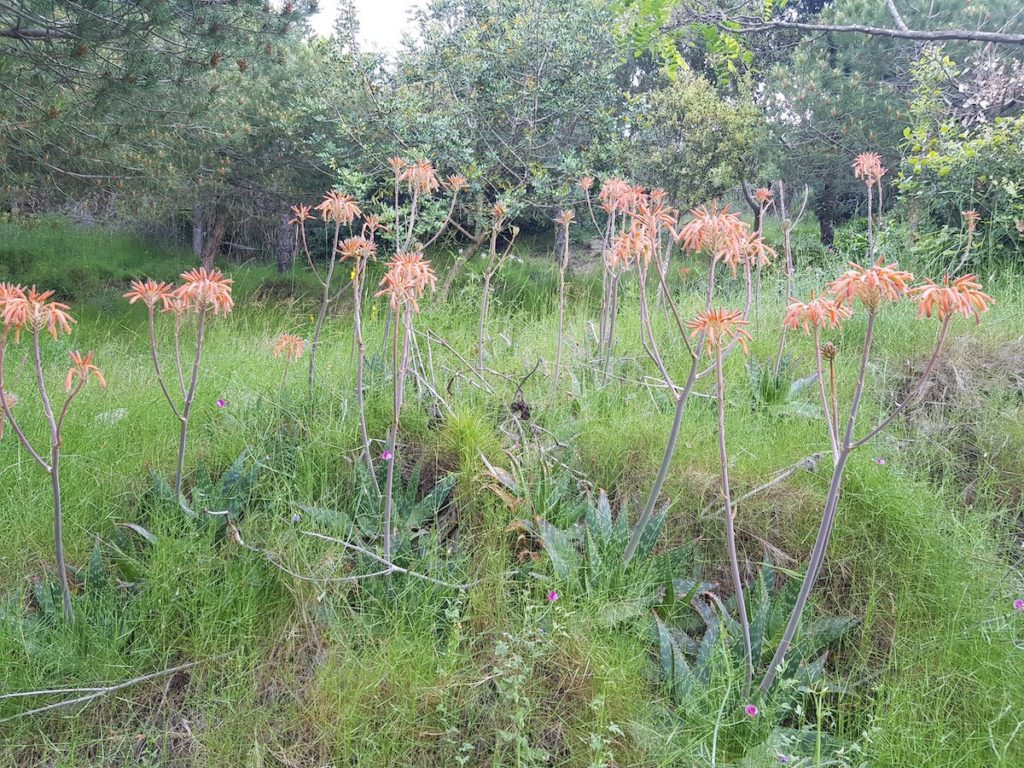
[608,222,655,271]
[273,334,305,362]
[289,204,313,226]
[445,174,468,193]
[829,257,913,310]
[176,268,234,315]
[339,236,377,262]
[64,351,106,391]
[686,308,752,353]
[387,156,406,176]
[375,252,438,311]
[852,152,887,187]
[676,204,748,274]
[961,209,981,233]
[315,191,361,226]
[492,201,508,223]
[597,177,633,214]
[912,274,993,323]
[783,293,852,334]
[2,287,75,341]
[578,176,595,193]
[400,159,440,195]
[744,232,776,269]
[754,187,774,206]
[554,210,575,227]
[124,278,175,310]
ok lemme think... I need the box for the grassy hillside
[1,219,1022,767]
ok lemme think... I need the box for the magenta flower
[1014,598,1024,612]
[216,398,227,408]
[381,450,393,461]
[875,457,886,465]
[744,703,759,718]
[778,756,790,765]
[547,590,559,603]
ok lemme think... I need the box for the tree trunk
[438,232,488,302]
[200,207,227,270]
[275,210,294,273]
[741,180,761,231]
[192,204,204,260]
[815,182,836,247]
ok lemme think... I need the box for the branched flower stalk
[760,252,992,693]
[623,201,760,564]
[339,233,379,479]
[375,251,437,562]
[1,285,106,622]
[304,191,361,394]
[688,307,755,695]
[551,210,574,400]
[752,187,774,325]
[125,270,233,500]
[477,202,519,371]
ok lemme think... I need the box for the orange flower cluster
[339,236,377,262]
[554,210,575,227]
[578,176,594,193]
[961,209,981,233]
[783,293,852,333]
[912,274,993,322]
[376,251,437,311]
[786,259,991,334]
[288,204,313,226]
[686,308,752,353]
[852,152,887,187]
[65,350,106,391]
[754,187,774,206]
[677,204,770,277]
[316,191,361,225]
[446,174,468,193]
[399,159,441,195]
[598,178,643,214]
[608,225,651,271]
[1,286,75,341]
[124,269,234,317]
[273,333,305,362]
[176,268,235,315]
[829,257,913,310]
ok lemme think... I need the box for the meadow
[0,208,1022,768]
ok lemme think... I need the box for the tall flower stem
[623,349,701,565]
[551,223,570,401]
[715,345,753,695]
[382,304,412,563]
[175,306,207,498]
[601,272,620,383]
[352,257,377,488]
[760,311,876,693]
[308,221,342,394]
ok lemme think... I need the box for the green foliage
[899,51,1024,268]
[626,71,765,204]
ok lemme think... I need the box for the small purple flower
[777,756,790,765]
[1014,598,1024,612]
[547,590,559,603]
[381,450,393,461]
[291,513,302,524]
[875,457,886,466]
[744,703,759,718]
[216,398,227,408]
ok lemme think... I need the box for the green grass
[1,219,1023,766]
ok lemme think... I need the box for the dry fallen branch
[0,658,219,724]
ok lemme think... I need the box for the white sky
[309,0,422,52]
